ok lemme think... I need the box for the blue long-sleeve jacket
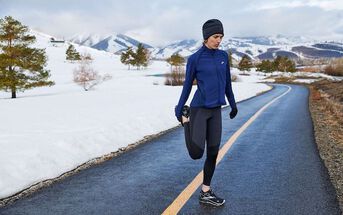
[175,45,237,120]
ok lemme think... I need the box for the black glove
[230,107,238,119]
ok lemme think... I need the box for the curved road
[0,84,340,215]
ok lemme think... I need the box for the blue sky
[1,0,342,46]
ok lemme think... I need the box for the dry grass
[273,76,295,83]
[312,80,343,102]
[324,58,343,77]
[165,68,237,86]
[293,76,320,80]
[309,80,343,211]
[311,88,322,100]
[298,66,321,73]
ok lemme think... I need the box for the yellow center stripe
[162,85,291,215]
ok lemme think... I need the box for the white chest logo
[221,61,224,64]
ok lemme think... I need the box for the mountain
[69,33,343,61]
[155,35,343,61]
[150,39,200,59]
[69,33,153,54]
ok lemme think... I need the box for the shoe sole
[199,199,225,207]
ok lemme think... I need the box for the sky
[1,0,343,46]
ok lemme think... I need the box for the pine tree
[273,56,296,72]
[66,44,81,61]
[0,16,54,98]
[166,53,185,72]
[238,54,253,74]
[134,43,149,70]
[120,47,135,70]
[256,60,273,73]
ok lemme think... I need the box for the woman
[174,19,238,207]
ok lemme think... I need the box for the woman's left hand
[230,107,238,119]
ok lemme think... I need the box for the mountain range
[69,33,343,61]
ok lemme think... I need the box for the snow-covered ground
[0,30,272,199]
[234,68,343,84]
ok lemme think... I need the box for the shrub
[256,60,273,73]
[165,67,184,86]
[324,58,343,76]
[73,57,112,91]
[165,67,197,86]
[273,56,296,72]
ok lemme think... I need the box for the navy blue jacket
[175,45,237,120]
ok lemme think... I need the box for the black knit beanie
[202,19,224,40]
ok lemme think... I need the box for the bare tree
[73,53,112,91]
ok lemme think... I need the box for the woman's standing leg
[199,107,225,206]
[202,107,222,189]
[203,146,219,188]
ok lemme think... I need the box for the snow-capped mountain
[69,33,343,61]
[150,39,201,59]
[69,33,153,54]
[155,35,343,61]
[68,34,109,47]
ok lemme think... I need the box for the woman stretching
[175,19,238,207]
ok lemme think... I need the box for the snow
[69,33,152,54]
[293,79,318,83]
[265,71,343,82]
[69,33,111,47]
[231,68,343,83]
[0,30,273,199]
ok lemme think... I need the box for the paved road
[0,84,340,215]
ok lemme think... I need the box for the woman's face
[205,34,223,49]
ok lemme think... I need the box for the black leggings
[183,106,222,186]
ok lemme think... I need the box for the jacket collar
[201,44,217,54]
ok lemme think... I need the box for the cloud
[1,0,342,46]
[248,0,343,11]
[125,7,200,46]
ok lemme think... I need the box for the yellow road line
[162,85,292,215]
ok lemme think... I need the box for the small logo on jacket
[221,61,224,64]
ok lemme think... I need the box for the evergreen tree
[256,60,273,73]
[238,54,253,73]
[66,44,81,61]
[273,56,296,72]
[66,44,74,60]
[166,53,185,72]
[120,47,135,70]
[272,56,282,71]
[135,43,149,69]
[0,16,54,98]
[120,44,150,70]
[134,44,143,69]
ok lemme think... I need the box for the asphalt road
[0,84,340,215]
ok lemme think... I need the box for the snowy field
[0,31,271,199]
